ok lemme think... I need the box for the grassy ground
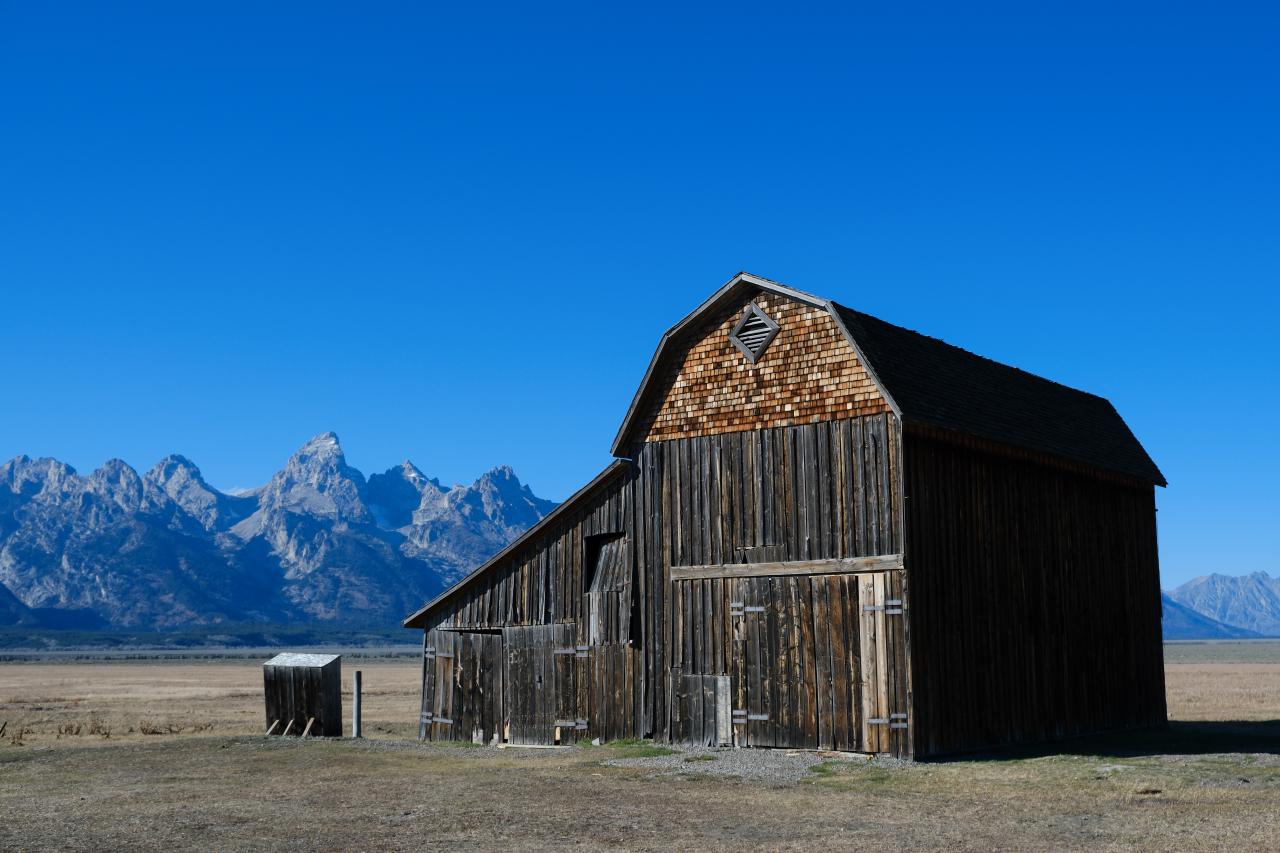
[0,645,1276,851]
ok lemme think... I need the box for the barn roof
[402,459,629,629]
[612,272,1164,486]
[832,305,1165,486]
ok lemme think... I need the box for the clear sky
[1,3,1276,587]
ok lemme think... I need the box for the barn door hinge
[732,709,769,722]
[871,713,909,728]
[575,645,591,659]
[552,647,576,656]
[423,646,435,660]
[419,712,433,723]
[864,600,904,615]
[730,602,765,617]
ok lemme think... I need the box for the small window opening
[729,302,779,363]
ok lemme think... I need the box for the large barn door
[724,574,866,751]
[503,624,576,745]
[673,570,904,754]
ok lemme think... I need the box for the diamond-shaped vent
[729,302,779,363]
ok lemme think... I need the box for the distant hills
[0,433,555,632]
[1160,594,1261,641]
[1163,572,1280,639]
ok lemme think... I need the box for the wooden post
[302,717,315,738]
[352,670,363,738]
[282,718,295,737]
[265,719,280,736]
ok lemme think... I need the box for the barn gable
[612,273,892,453]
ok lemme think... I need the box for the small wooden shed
[263,653,342,737]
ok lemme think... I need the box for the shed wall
[263,661,342,737]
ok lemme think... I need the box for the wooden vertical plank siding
[409,415,907,752]
[403,275,1166,760]
[263,654,342,738]
[902,430,1166,756]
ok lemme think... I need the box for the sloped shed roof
[263,653,340,668]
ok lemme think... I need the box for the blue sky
[1,3,1275,587]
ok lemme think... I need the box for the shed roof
[263,652,340,668]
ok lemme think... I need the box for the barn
[403,272,1167,758]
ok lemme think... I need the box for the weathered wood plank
[671,554,903,581]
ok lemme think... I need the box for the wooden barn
[404,272,1167,758]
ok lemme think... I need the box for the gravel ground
[603,744,909,784]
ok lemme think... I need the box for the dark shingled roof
[833,304,1166,486]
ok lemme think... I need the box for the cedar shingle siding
[639,290,888,443]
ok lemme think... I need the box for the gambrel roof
[613,272,1165,486]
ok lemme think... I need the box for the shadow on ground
[935,719,1280,762]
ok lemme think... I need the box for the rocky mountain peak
[148,453,200,479]
[1,455,80,499]
[144,454,253,532]
[366,459,445,530]
[251,432,370,524]
[85,459,145,512]
[409,465,557,555]
[296,431,343,460]
[469,465,557,530]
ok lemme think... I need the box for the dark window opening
[583,533,638,646]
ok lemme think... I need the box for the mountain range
[0,433,555,631]
[1163,572,1280,639]
[1,434,1274,642]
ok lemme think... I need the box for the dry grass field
[1,644,1277,851]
